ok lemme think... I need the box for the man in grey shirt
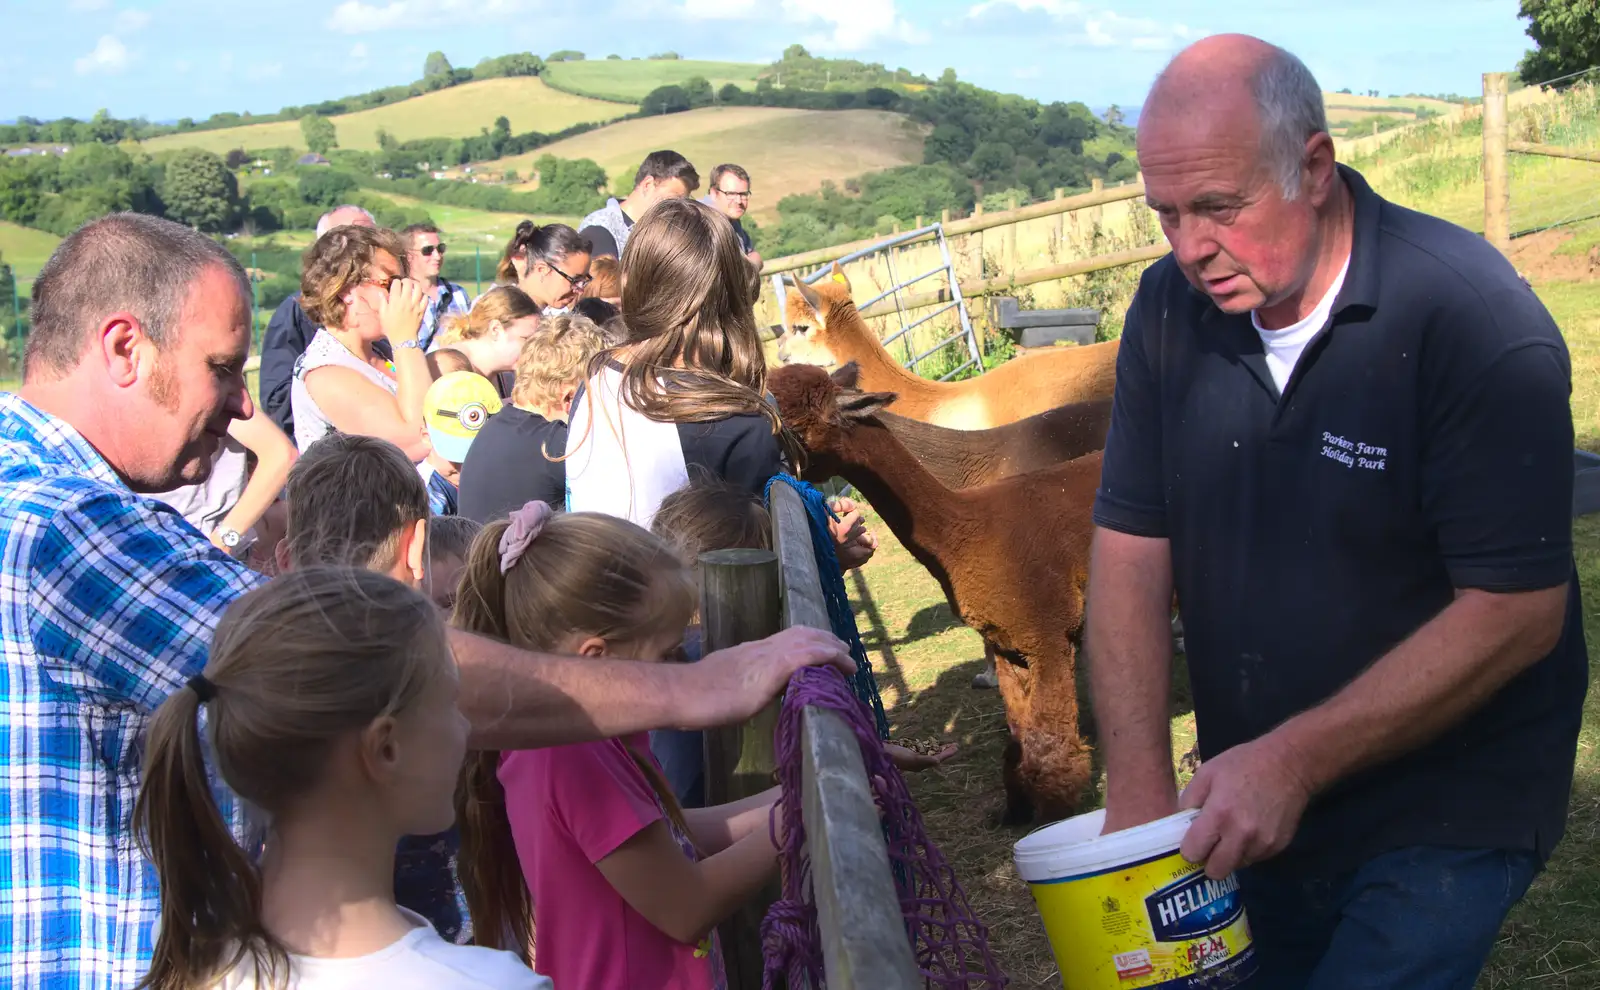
[578,150,699,259]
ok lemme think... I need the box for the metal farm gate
[770,222,985,381]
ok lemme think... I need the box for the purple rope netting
[761,665,1009,988]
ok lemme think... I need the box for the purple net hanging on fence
[761,665,1009,989]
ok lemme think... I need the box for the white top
[149,435,250,535]
[291,329,397,452]
[563,364,687,527]
[1250,254,1351,393]
[210,908,550,990]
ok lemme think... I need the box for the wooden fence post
[973,202,986,276]
[1483,71,1511,253]
[1052,187,1065,246]
[700,548,782,990]
[1005,196,1018,272]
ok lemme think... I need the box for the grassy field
[495,107,927,222]
[140,78,632,156]
[0,221,62,297]
[851,273,1600,989]
[542,58,763,103]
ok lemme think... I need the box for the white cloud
[74,35,132,75]
[967,0,1198,52]
[674,0,924,49]
[350,42,369,60]
[327,0,536,34]
[114,8,151,33]
[681,0,758,18]
[67,0,110,9]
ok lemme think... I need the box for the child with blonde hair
[457,315,607,523]
[133,566,550,989]
[455,500,782,989]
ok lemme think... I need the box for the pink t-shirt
[499,734,726,990]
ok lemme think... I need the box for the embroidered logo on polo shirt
[1320,431,1387,471]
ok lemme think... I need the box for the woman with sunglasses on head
[498,221,593,315]
[291,226,438,460]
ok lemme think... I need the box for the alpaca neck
[838,313,929,390]
[833,420,959,569]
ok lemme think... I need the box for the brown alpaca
[770,363,1098,825]
[776,265,1119,431]
[877,392,1111,490]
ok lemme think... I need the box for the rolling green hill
[140,77,632,155]
[543,58,764,103]
[0,221,63,296]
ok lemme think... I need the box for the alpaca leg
[1001,735,1034,826]
[994,657,1035,826]
[971,641,999,689]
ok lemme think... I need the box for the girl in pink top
[453,501,783,989]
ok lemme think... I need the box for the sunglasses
[542,261,593,291]
[418,243,447,257]
[361,274,401,292]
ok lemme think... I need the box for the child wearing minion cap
[421,371,503,516]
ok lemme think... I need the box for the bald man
[1087,35,1582,987]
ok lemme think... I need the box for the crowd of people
[0,31,1588,990]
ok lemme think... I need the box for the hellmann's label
[1025,851,1257,989]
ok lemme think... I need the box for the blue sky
[0,0,1536,123]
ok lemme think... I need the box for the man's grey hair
[1249,46,1328,201]
[25,212,248,379]
[315,204,376,238]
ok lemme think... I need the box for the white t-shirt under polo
[1251,255,1351,393]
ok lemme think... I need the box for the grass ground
[495,107,928,223]
[139,78,632,156]
[853,270,1600,988]
[542,59,763,103]
[0,221,63,297]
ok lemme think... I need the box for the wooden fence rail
[699,484,919,989]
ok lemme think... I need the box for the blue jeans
[1239,846,1538,989]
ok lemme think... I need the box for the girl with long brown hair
[133,566,549,990]
[562,197,800,526]
[454,500,783,990]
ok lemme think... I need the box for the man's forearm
[450,629,700,749]
[1087,528,1179,821]
[1274,584,1569,794]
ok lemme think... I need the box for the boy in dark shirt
[457,314,606,524]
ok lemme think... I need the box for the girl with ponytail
[134,566,549,990]
[455,501,783,989]
[496,221,593,314]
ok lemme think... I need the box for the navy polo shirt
[1094,164,1587,872]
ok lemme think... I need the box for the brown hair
[428,514,482,564]
[511,314,606,410]
[581,255,621,300]
[285,434,428,572]
[135,566,449,990]
[300,225,408,330]
[633,150,700,192]
[26,212,249,379]
[651,472,772,568]
[453,509,696,959]
[708,163,750,190]
[435,284,541,349]
[607,197,800,465]
[496,220,590,284]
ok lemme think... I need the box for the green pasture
[542,59,764,103]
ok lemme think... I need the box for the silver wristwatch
[396,339,421,350]
[215,527,255,560]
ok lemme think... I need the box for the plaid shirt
[0,393,264,989]
[419,278,471,352]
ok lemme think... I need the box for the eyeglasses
[716,188,752,199]
[542,261,593,291]
[418,243,447,257]
[361,274,400,291]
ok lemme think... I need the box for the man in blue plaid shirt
[2,212,852,989]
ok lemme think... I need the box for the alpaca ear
[830,361,862,390]
[836,390,896,420]
[829,261,850,291]
[789,276,827,326]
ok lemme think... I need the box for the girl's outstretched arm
[684,786,779,855]
[596,822,777,947]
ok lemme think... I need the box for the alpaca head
[776,263,862,369]
[767,362,896,476]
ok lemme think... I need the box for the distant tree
[606,53,622,60]
[863,87,899,109]
[641,85,692,115]
[719,83,746,104]
[1517,0,1600,86]
[504,169,520,182]
[969,141,1017,183]
[649,51,681,60]
[376,128,398,152]
[475,52,544,78]
[300,114,338,155]
[940,67,958,87]
[0,160,41,225]
[163,148,239,232]
[424,51,454,79]
[532,155,609,213]
[924,123,974,165]
[548,49,585,62]
[298,168,358,208]
[225,148,250,170]
[681,76,714,107]
[1104,104,1125,127]
[783,44,811,60]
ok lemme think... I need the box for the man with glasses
[402,222,471,351]
[702,163,761,269]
